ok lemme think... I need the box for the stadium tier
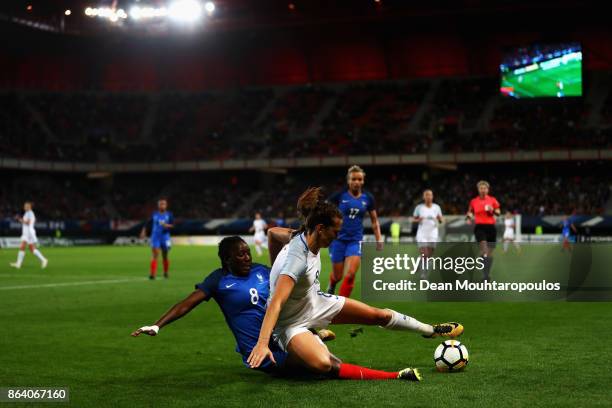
[1,78,611,163]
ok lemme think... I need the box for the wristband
[141,325,159,334]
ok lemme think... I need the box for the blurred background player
[10,201,48,269]
[249,212,268,257]
[560,214,577,252]
[502,211,521,254]
[413,189,443,278]
[466,180,500,281]
[140,198,174,280]
[390,220,401,244]
[326,165,382,297]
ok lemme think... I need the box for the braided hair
[218,236,246,272]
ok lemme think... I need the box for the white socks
[33,249,47,263]
[382,309,434,336]
[16,250,25,267]
[255,245,263,256]
[15,249,47,266]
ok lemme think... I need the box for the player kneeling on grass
[132,235,425,380]
[247,188,464,380]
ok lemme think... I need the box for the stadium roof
[0,0,602,37]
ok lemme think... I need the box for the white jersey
[253,219,266,240]
[413,203,442,241]
[503,218,515,239]
[253,219,266,234]
[21,210,38,244]
[269,233,322,328]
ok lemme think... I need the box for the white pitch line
[0,277,147,291]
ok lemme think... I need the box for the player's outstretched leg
[331,298,463,338]
[285,332,421,381]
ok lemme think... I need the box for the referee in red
[466,180,501,281]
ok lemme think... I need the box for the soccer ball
[434,340,469,372]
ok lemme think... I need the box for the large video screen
[500,42,582,98]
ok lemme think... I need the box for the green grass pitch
[1,246,611,407]
[501,58,582,98]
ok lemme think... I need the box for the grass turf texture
[501,58,582,98]
[1,246,611,407]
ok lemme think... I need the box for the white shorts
[20,232,38,245]
[254,232,266,243]
[416,234,438,248]
[274,292,346,351]
[503,230,515,240]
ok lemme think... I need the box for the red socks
[338,363,398,380]
[150,259,158,277]
[339,274,355,297]
[163,259,169,274]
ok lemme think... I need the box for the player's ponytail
[304,201,342,233]
[297,187,324,220]
[293,187,324,237]
[293,187,341,237]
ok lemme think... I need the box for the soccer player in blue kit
[326,165,382,297]
[140,198,174,279]
[560,214,577,252]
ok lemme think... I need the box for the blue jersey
[562,219,572,237]
[195,263,286,369]
[328,190,375,241]
[150,211,173,239]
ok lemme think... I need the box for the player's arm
[412,206,422,223]
[15,215,25,224]
[161,214,174,229]
[248,223,255,233]
[571,223,578,233]
[140,218,152,239]
[492,198,501,217]
[465,202,474,223]
[267,227,293,265]
[369,210,383,249]
[437,209,444,224]
[131,289,206,336]
[247,275,295,368]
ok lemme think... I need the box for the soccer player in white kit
[249,212,268,257]
[247,188,463,379]
[502,211,521,254]
[10,201,48,269]
[413,190,443,278]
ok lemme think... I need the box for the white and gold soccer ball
[434,340,469,372]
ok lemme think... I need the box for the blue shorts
[243,340,288,373]
[329,239,361,264]
[151,235,171,251]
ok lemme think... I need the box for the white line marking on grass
[0,278,147,291]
